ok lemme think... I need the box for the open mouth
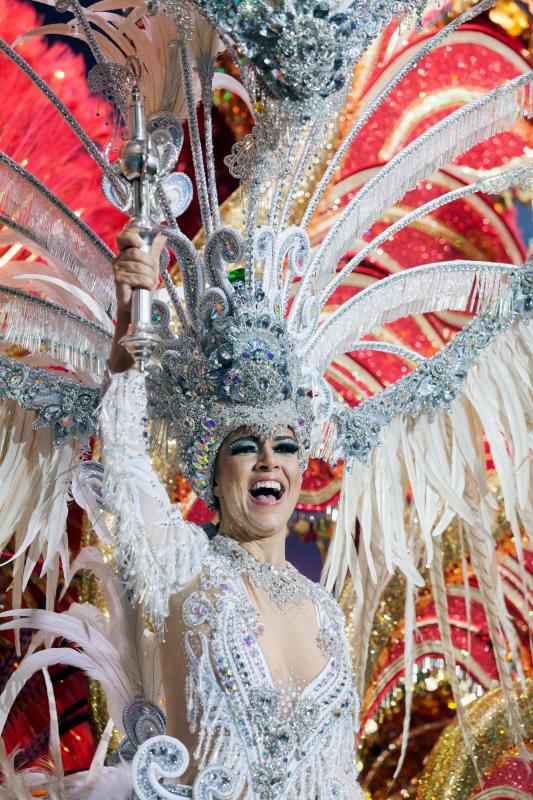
[248,480,285,506]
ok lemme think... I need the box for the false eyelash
[274,441,299,454]
[229,439,259,455]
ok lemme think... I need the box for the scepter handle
[132,229,155,329]
[120,225,160,371]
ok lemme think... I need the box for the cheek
[217,457,252,501]
[287,460,302,497]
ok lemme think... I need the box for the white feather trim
[303,260,515,373]
[326,318,533,750]
[291,72,532,328]
[0,260,112,328]
[84,762,133,800]
[0,402,79,607]
[0,153,114,311]
[100,369,208,636]
[300,0,498,230]
[0,731,132,800]
[0,609,133,735]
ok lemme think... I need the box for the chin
[245,496,295,534]
[247,514,286,535]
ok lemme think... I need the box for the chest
[175,560,358,797]
[247,578,327,680]
[188,560,350,702]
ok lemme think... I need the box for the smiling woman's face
[213,426,302,540]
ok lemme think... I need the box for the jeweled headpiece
[147,272,314,505]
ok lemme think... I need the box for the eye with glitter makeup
[273,438,299,455]
[228,437,260,456]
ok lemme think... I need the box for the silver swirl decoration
[132,735,190,799]
[151,299,173,339]
[132,734,235,799]
[254,226,277,300]
[166,233,205,331]
[191,766,234,799]
[310,375,335,426]
[290,294,320,343]
[276,227,310,280]
[124,698,167,747]
[197,287,232,328]
[204,228,243,305]
[147,112,184,177]
[278,227,311,312]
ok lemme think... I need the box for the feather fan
[0,153,114,311]
[327,318,533,757]
[291,71,532,325]
[304,260,515,373]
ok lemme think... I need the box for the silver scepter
[118,82,161,371]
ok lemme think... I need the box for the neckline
[250,599,336,703]
[212,533,311,608]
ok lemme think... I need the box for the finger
[113,264,157,284]
[113,259,157,277]
[113,272,156,291]
[113,247,153,266]
[112,260,158,281]
[117,228,143,251]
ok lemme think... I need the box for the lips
[248,479,285,506]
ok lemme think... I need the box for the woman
[103,228,365,799]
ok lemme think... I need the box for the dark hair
[202,522,220,540]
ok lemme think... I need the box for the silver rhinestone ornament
[211,535,312,609]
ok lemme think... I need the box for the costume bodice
[161,534,363,800]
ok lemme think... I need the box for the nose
[254,442,279,471]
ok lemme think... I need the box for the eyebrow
[230,433,295,444]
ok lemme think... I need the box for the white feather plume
[327,318,533,749]
[0,403,79,618]
[15,2,224,122]
[0,718,130,800]
[304,260,515,374]
[291,72,532,325]
[0,608,133,734]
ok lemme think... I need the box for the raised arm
[100,232,208,635]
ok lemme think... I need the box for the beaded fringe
[0,287,111,377]
[311,73,532,297]
[0,152,114,311]
[306,260,514,373]
[185,631,356,799]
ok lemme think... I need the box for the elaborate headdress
[0,0,532,785]
[147,274,314,504]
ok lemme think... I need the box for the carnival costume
[0,0,531,797]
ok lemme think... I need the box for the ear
[213,480,220,498]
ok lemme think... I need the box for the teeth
[250,480,283,492]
